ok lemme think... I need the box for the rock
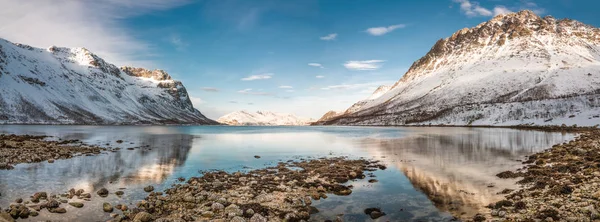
[201,211,214,218]
[245,209,255,216]
[29,211,38,217]
[115,191,124,196]
[211,202,224,211]
[368,179,379,183]
[231,216,246,222]
[80,193,91,199]
[225,204,243,216]
[45,199,60,208]
[103,203,113,212]
[48,159,54,163]
[364,208,385,219]
[498,210,506,217]
[254,155,261,159]
[133,211,153,222]
[52,208,66,214]
[116,140,123,143]
[143,186,154,192]
[69,202,84,208]
[249,213,268,222]
[97,188,109,197]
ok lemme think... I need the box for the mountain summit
[316,10,600,126]
[218,111,314,126]
[0,38,217,124]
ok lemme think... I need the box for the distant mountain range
[0,38,217,124]
[218,111,314,126]
[315,10,600,126]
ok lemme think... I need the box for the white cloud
[315,75,325,79]
[344,60,385,71]
[189,96,205,107]
[453,0,492,17]
[286,90,295,93]
[365,24,406,36]
[493,6,513,16]
[279,85,293,89]
[0,0,190,67]
[169,34,189,51]
[238,88,271,96]
[308,63,324,68]
[201,87,219,92]
[320,81,394,92]
[241,73,273,81]
[320,33,337,41]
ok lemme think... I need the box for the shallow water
[0,126,574,221]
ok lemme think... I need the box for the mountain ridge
[0,38,218,125]
[315,10,600,126]
[218,110,314,126]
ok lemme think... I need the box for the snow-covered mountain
[316,10,600,126]
[217,111,314,126]
[0,38,217,125]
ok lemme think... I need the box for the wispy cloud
[315,75,325,79]
[238,88,272,96]
[492,6,513,16]
[201,87,219,92]
[453,0,492,17]
[453,0,543,17]
[286,90,295,93]
[365,24,406,36]
[189,96,205,107]
[344,60,385,71]
[229,101,238,104]
[320,33,337,41]
[169,34,189,51]
[320,81,394,91]
[241,73,273,81]
[0,0,190,66]
[308,63,324,68]
[279,85,293,89]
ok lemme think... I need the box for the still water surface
[0,126,574,221]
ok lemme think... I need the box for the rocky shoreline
[475,129,600,221]
[1,156,387,222]
[0,134,106,170]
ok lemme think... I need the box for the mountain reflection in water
[0,126,573,221]
[358,127,573,219]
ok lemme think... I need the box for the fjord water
[0,126,574,221]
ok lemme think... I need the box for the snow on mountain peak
[317,10,600,126]
[218,111,314,126]
[0,38,217,125]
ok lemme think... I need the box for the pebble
[103,202,113,212]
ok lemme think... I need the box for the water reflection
[359,128,573,219]
[0,126,574,222]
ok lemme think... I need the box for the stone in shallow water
[143,186,154,192]
[96,188,109,197]
[103,203,113,212]
[69,202,84,208]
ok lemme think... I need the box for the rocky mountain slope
[218,111,314,126]
[0,38,217,124]
[316,10,600,126]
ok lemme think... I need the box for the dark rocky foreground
[1,156,387,221]
[0,134,105,170]
[474,129,600,221]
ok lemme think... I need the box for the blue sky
[1,0,599,119]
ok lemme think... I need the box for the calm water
[0,126,574,221]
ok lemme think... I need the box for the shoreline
[473,129,600,221]
[0,134,107,170]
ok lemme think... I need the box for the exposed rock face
[318,10,600,126]
[0,38,217,125]
[218,111,314,126]
[316,110,343,122]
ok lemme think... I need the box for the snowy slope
[217,111,314,126]
[0,38,217,125]
[318,10,600,126]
